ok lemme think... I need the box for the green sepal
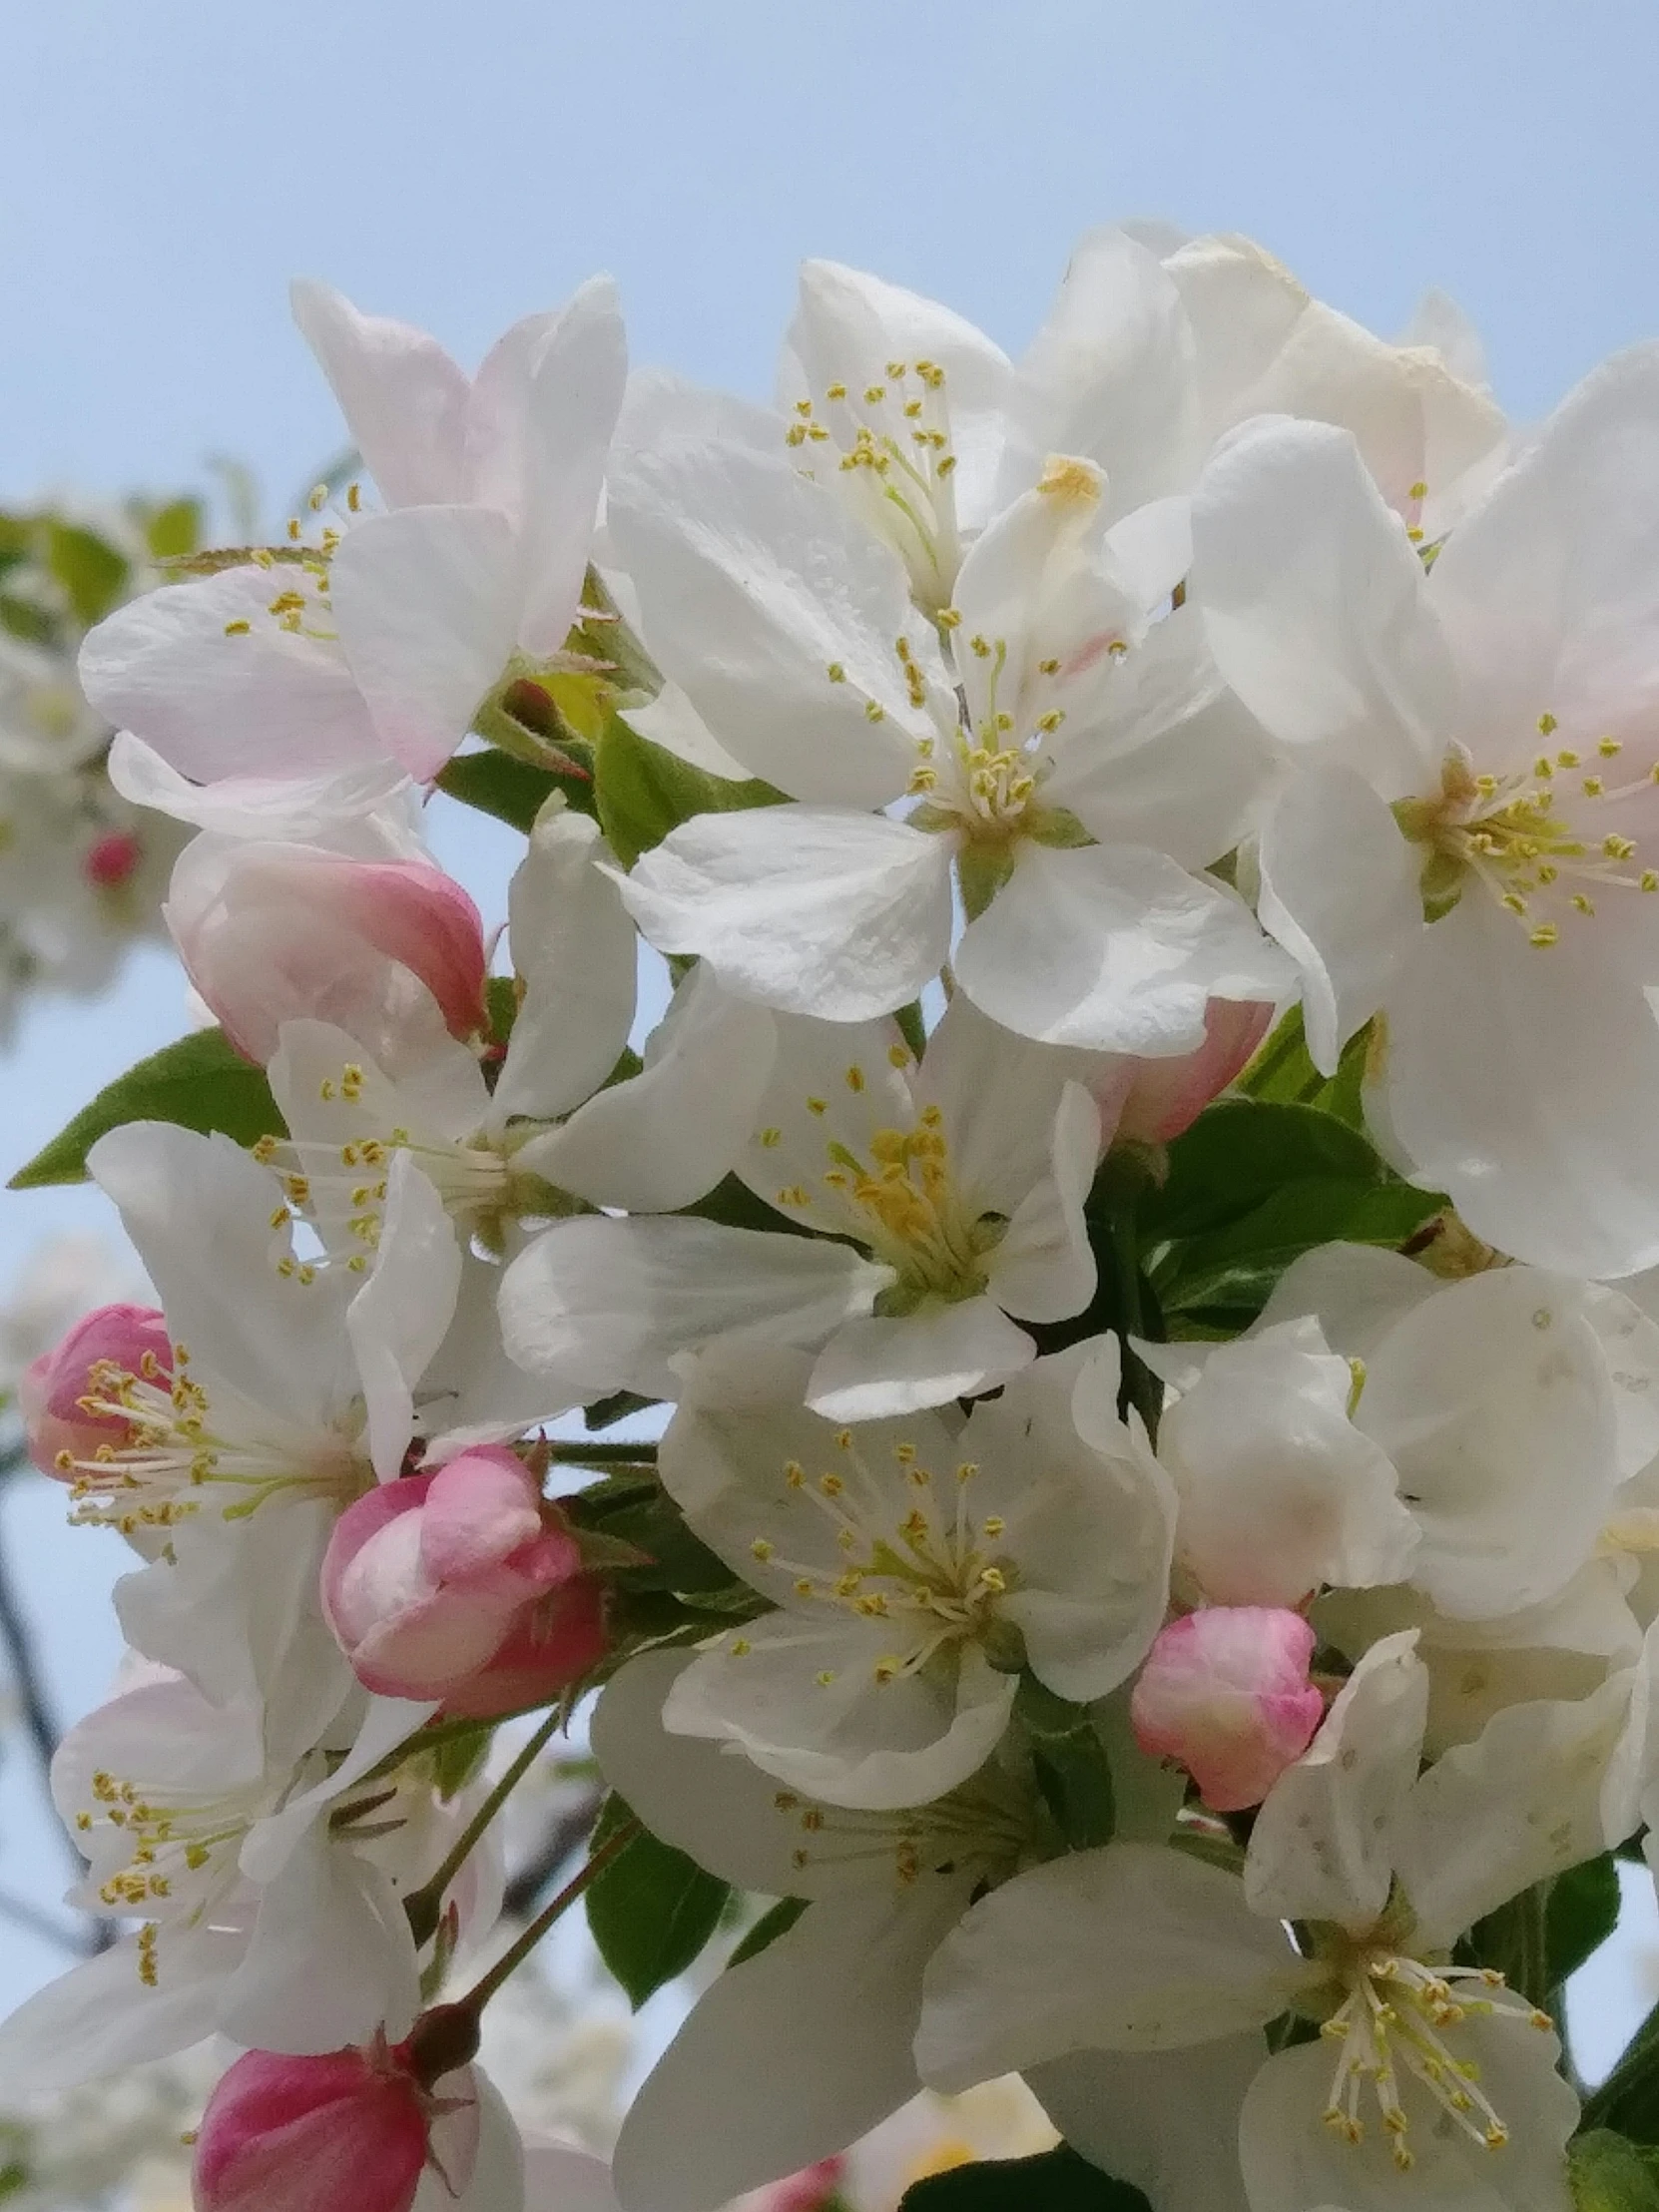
[595,711,786,871]
[436,745,598,831]
[10,1027,283,1189]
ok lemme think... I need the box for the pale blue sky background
[1,0,1656,2072]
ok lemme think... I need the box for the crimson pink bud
[1130,1607,1324,1813]
[82,829,144,888]
[21,1303,172,1477]
[168,837,487,1068]
[757,2158,847,2212]
[191,2045,435,2212]
[1100,999,1276,1150]
[322,1446,604,1707]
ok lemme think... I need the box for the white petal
[619,683,753,781]
[108,732,418,853]
[220,1825,421,2051]
[1160,1319,1418,1608]
[607,438,933,805]
[987,1082,1100,1325]
[611,1887,963,2212]
[806,1300,1036,1421]
[438,2073,527,2212]
[617,808,955,1021]
[290,278,470,508]
[492,809,638,1124]
[80,569,383,782]
[1428,341,1659,754]
[498,1215,889,1400]
[1382,892,1659,1278]
[955,841,1290,1053]
[0,1927,244,2091]
[1245,1630,1427,1930]
[521,2143,618,2212]
[916,1843,1305,2088]
[590,1652,829,1896]
[346,1152,463,1481]
[1007,229,1201,513]
[1254,1240,1438,1358]
[1359,1268,1623,1620]
[914,993,1103,1220]
[1256,764,1421,1074]
[1028,2040,1260,2212]
[530,967,776,1212]
[332,504,521,779]
[1393,1661,1647,1948]
[87,1124,346,1428]
[497,278,627,655]
[1190,416,1450,794]
[1239,2021,1576,2212]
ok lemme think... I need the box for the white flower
[79,279,626,786]
[655,1336,1175,1809]
[916,1630,1649,2211]
[499,997,1101,1419]
[590,1650,1039,2212]
[1191,343,1659,1275]
[608,406,1289,1049]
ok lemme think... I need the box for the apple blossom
[1128,1607,1324,1812]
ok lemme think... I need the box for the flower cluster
[0,498,203,1032]
[9,227,1659,2212]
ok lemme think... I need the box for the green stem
[404,1708,565,1943]
[459,1821,640,2013]
[553,1439,659,1465]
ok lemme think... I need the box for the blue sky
[1,0,1656,2065]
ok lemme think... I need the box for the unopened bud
[1130,1607,1324,1813]
[21,1303,172,1475]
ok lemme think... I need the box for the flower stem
[553,1439,659,1464]
[458,1820,640,2014]
[404,1708,566,1944]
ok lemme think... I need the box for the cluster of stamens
[725,1430,1016,1690]
[1401,718,1659,946]
[1318,1946,1549,2170]
[77,1764,261,1931]
[768,1774,1029,1889]
[220,481,359,643]
[788,360,959,608]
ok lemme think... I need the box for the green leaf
[585,1793,732,2007]
[899,2146,1151,2211]
[1548,1855,1622,1989]
[595,712,785,871]
[1239,1005,1371,1129]
[1141,1100,1443,1330]
[46,521,129,627]
[141,497,203,562]
[567,1474,743,1597]
[0,592,54,646]
[9,1028,282,1189]
[1016,1677,1116,1850]
[1582,1998,1659,2143]
[436,746,597,831]
[727,1894,809,1966]
[1570,2130,1659,2210]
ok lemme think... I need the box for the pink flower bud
[754,2158,847,2212]
[82,829,144,888]
[191,2045,436,2212]
[21,1303,173,1476]
[1098,999,1276,1149]
[321,1446,604,1706]
[168,835,487,1069]
[1130,1607,1324,1813]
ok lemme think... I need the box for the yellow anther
[223,619,252,636]
[1538,712,1559,736]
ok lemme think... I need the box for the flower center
[1396,725,1659,945]
[734,1431,1020,1688]
[54,1344,367,1533]
[788,360,961,611]
[77,1764,270,1938]
[1317,1942,1551,2171]
[767,1091,1005,1306]
[771,1766,1035,1887]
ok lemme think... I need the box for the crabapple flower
[591,1650,1040,2212]
[1192,343,1659,1275]
[21,1300,172,1473]
[609,408,1289,1048]
[80,278,626,785]
[191,2041,433,2212]
[1129,1607,1324,1812]
[321,1445,604,1706]
[168,835,488,1070]
[652,1337,1174,1809]
[500,997,1101,1420]
[917,1630,1649,2210]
